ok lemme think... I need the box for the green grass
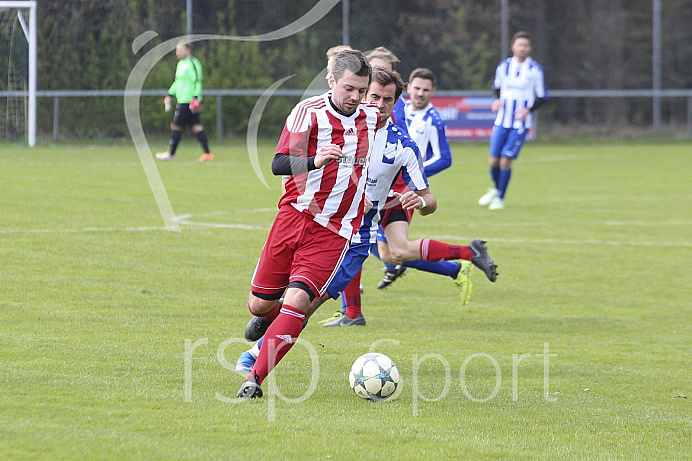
[1,138,690,460]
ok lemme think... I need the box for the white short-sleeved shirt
[351,119,429,244]
[493,57,547,130]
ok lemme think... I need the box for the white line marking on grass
[469,220,692,228]
[0,226,169,234]
[172,213,268,230]
[4,212,688,247]
[520,154,619,163]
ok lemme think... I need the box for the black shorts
[172,103,201,128]
[380,196,414,227]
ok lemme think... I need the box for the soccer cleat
[319,311,344,324]
[155,152,176,161]
[237,373,263,399]
[377,265,406,289]
[478,187,498,206]
[454,260,473,306]
[199,153,215,162]
[322,313,366,327]
[469,239,498,282]
[488,197,505,210]
[235,351,257,372]
[244,316,271,342]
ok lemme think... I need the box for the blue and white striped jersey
[391,98,452,177]
[351,119,429,245]
[492,57,547,130]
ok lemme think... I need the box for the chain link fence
[2,0,691,142]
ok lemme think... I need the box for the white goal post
[0,1,36,146]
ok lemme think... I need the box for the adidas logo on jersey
[344,128,356,136]
[276,334,296,344]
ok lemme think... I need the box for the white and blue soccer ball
[349,353,399,400]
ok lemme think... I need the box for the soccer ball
[349,353,399,400]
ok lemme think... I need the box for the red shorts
[251,206,350,298]
[380,196,414,227]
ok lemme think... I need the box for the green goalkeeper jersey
[168,56,203,104]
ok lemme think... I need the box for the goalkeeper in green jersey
[156,40,214,162]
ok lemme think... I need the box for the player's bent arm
[392,189,436,215]
[414,188,437,216]
[271,154,316,176]
[363,196,373,214]
[272,144,343,176]
[423,126,452,177]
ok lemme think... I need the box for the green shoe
[319,311,344,324]
[454,260,473,306]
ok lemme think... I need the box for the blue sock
[369,244,381,260]
[340,296,347,314]
[402,260,461,278]
[497,168,512,199]
[384,262,396,271]
[491,166,501,188]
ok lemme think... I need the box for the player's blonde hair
[366,46,400,69]
[326,45,353,72]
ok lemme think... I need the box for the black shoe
[244,316,271,342]
[469,239,498,282]
[237,373,263,399]
[377,265,406,289]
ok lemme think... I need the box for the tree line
[25,0,692,138]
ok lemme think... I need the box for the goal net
[0,1,36,145]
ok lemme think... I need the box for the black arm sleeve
[530,97,547,112]
[493,88,501,99]
[271,154,317,176]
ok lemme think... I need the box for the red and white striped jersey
[275,92,380,239]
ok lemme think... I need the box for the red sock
[251,304,305,384]
[420,239,472,262]
[343,270,362,318]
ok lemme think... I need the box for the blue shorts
[489,126,528,160]
[376,224,387,243]
[325,241,375,299]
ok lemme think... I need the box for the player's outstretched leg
[469,239,498,282]
[377,265,406,289]
[237,373,263,399]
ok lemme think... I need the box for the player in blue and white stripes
[376,68,459,288]
[479,31,548,210]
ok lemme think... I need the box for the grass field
[1,138,690,460]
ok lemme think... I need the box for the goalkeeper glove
[164,95,172,112]
[189,97,201,113]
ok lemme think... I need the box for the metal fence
[3,88,692,142]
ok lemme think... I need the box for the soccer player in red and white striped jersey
[237,50,380,398]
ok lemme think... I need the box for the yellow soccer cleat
[454,260,473,306]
